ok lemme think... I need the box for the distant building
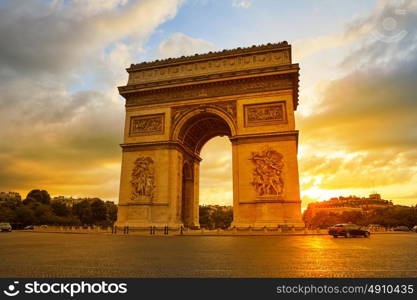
[0,191,21,203]
[306,193,394,217]
[52,196,114,207]
[52,196,89,207]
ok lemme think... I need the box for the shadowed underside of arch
[177,113,232,155]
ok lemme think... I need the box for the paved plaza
[0,232,416,277]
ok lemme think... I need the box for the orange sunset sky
[0,0,416,208]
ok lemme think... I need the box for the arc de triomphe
[116,41,304,228]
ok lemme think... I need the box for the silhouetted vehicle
[24,225,34,230]
[0,222,12,232]
[328,224,370,238]
[393,226,409,231]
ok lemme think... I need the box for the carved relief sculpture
[244,102,286,127]
[249,148,284,197]
[129,114,164,136]
[131,157,155,201]
[216,101,237,119]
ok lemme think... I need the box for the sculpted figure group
[131,157,155,201]
[250,148,284,197]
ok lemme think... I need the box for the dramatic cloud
[0,0,182,77]
[298,0,417,205]
[1,0,415,208]
[156,33,216,59]
[0,0,183,200]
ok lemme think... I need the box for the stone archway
[116,42,304,228]
[174,110,234,228]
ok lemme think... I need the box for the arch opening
[199,136,233,229]
[178,112,234,228]
[177,112,232,155]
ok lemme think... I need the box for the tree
[212,207,233,229]
[0,205,15,222]
[32,204,55,224]
[14,206,35,226]
[72,200,92,225]
[90,199,107,224]
[199,206,214,229]
[24,189,51,205]
[199,205,233,229]
[106,201,118,225]
[1,191,118,227]
[303,205,417,228]
[51,200,70,217]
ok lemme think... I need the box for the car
[0,222,12,232]
[24,225,34,230]
[412,225,417,232]
[328,224,370,238]
[393,226,409,231]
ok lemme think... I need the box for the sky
[0,0,416,208]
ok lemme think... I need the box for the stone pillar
[231,135,304,228]
[231,94,304,228]
[191,161,200,228]
[116,147,183,228]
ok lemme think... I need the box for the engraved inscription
[249,148,284,198]
[129,114,164,136]
[131,157,155,201]
[244,102,286,127]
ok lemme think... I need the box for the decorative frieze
[129,42,289,69]
[126,75,294,107]
[244,101,287,127]
[129,114,164,136]
[127,47,291,85]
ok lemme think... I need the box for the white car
[412,225,417,232]
[0,222,12,232]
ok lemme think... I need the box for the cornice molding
[127,41,290,71]
[123,43,293,86]
[124,73,299,110]
[230,130,299,148]
[120,141,202,162]
[119,64,298,94]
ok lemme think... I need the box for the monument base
[232,201,304,228]
[231,222,305,229]
[115,221,184,228]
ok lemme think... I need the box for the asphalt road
[0,232,416,277]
